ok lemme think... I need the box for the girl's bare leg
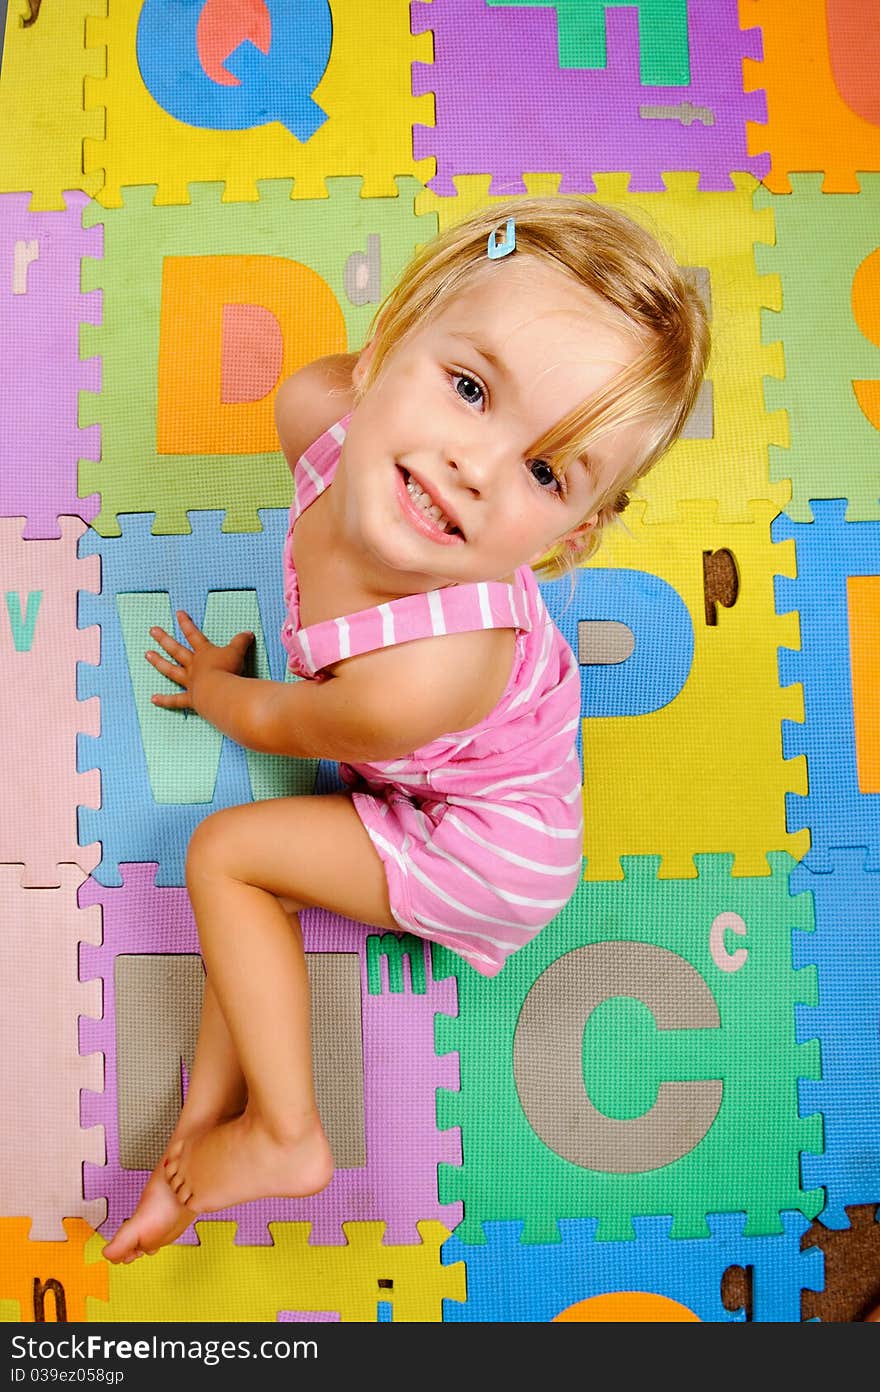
[102,975,250,1263]
[163,792,397,1216]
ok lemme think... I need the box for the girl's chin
[369,544,474,589]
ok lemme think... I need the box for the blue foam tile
[772,501,880,867]
[793,849,880,1227]
[441,1212,821,1323]
[76,509,319,884]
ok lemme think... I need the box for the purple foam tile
[412,0,769,193]
[78,864,461,1247]
[0,191,100,537]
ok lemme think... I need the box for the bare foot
[101,1154,198,1265]
[163,1110,333,1212]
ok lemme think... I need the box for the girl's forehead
[438,260,632,344]
[435,274,640,381]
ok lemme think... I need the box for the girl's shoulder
[274,354,358,474]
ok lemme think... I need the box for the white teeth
[405,474,454,532]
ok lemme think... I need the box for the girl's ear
[563,514,599,551]
[352,338,376,388]
[353,312,388,388]
[528,514,598,567]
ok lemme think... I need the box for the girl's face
[335,258,647,594]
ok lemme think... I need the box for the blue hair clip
[487,218,516,260]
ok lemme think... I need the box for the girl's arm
[274,355,359,473]
[147,611,515,763]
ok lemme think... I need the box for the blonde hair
[355,195,710,579]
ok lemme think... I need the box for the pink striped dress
[281,414,584,976]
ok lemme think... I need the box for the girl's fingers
[176,610,207,647]
[151,691,193,710]
[145,650,187,686]
[149,626,189,662]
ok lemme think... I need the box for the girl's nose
[446,435,506,494]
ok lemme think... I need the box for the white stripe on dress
[297,451,325,502]
[424,760,563,792]
[427,588,447,636]
[298,626,315,674]
[366,763,432,786]
[442,811,583,875]
[475,581,490,628]
[405,905,537,954]
[406,855,572,922]
[476,765,577,796]
[416,835,577,908]
[335,614,350,660]
[444,794,583,837]
[506,619,554,711]
[409,917,519,962]
[377,601,395,645]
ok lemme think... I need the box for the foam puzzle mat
[1,0,878,1325]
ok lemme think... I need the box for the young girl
[102,196,709,1263]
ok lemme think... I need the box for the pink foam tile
[0,864,104,1239]
[79,865,462,1247]
[0,517,100,885]
[0,192,101,538]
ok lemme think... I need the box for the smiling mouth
[397,467,465,543]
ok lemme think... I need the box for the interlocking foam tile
[79,867,461,1246]
[802,1205,880,1322]
[792,852,880,1226]
[82,0,433,207]
[417,173,788,522]
[0,1219,108,1321]
[441,1212,821,1323]
[541,500,807,879]
[79,178,436,536]
[412,0,768,194]
[742,0,880,193]
[755,176,880,523]
[0,0,105,209]
[83,1221,464,1323]
[0,192,100,536]
[434,855,821,1244]
[0,868,104,1239]
[487,0,692,84]
[774,503,880,866]
[77,511,317,885]
[0,517,100,885]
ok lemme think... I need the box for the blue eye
[452,374,485,408]
[529,458,561,492]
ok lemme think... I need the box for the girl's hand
[145,610,254,713]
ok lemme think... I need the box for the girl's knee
[185,808,238,882]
